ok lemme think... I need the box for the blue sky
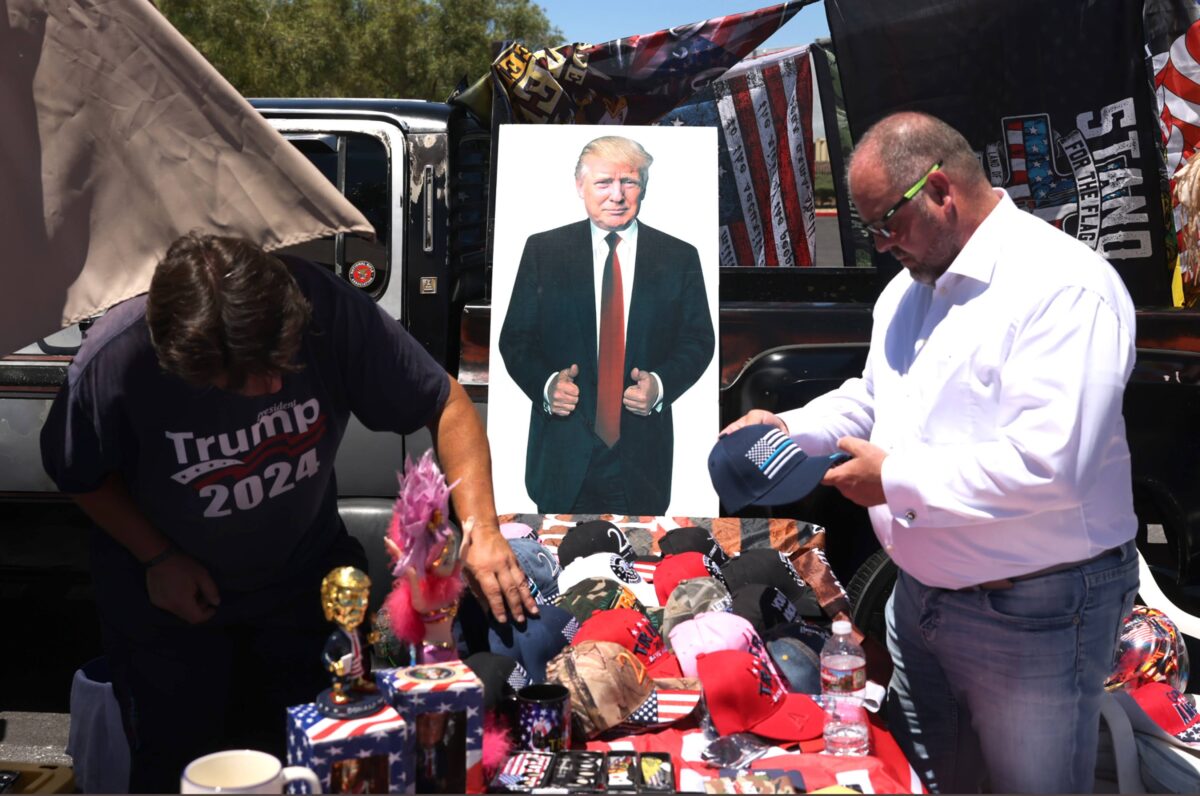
[537,1,831,52]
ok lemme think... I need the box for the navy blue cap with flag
[708,425,850,512]
[487,604,579,682]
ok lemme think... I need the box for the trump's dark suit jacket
[499,220,715,514]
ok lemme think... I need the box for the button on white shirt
[779,192,1137,589]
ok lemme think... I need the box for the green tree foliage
[156,0,561,100]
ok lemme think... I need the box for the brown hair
[145,233,310,390]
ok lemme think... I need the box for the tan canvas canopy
[0,0,373,355]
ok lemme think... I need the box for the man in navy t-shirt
[41,233,536,792]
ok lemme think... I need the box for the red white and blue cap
[1128,682,1200,746]
[708,425,848,513]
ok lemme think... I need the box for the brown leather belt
[960,545,1124,592]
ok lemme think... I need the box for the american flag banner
[1146,0,1200,305]
[452,2,812,128]
[286,702,411,794]
[658,47,818,267]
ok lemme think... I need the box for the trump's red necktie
[596,232,624,447]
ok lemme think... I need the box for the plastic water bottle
[820,619,869,756]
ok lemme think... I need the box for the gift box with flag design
[379,661,485,793]
[286,701,411,794]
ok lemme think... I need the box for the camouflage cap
[545,640,701,738]
[644,605,665,633]
[554,576,645,624]
[660,576,735,643]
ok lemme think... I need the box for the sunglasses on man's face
[862,160,943,239]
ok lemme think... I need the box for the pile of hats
[467,519,840,746]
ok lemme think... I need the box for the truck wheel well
[846,547,897,648]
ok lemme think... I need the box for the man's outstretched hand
[461,518,538,624]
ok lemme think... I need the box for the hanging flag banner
[658,47,817,268]
[0,0,372,355]
[826,0,1173,306]
[450,4,821,270]
[452,2,810,128]
[1145,0,1200,306]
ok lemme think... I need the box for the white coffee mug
[181,749,322,793]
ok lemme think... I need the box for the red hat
[654,552,725,606]
[1129,682,1200,745]
[696,649,823,742]
[571,608,684,678]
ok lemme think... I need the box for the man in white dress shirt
[724,112,1139,793]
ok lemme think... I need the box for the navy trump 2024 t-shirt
[41,258,450,592]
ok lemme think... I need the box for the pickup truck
[4,56,1199,719]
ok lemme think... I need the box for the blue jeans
[885,541,1138,794]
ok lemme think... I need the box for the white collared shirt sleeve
[542,371,558,414]
[777,353,877,454]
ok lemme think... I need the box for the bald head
[849,112,992,201]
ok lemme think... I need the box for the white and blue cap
[557,552,660,608]
[708,424,849,513]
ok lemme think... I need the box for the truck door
[263,118,429,497]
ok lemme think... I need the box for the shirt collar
[936,188,1011,288]
[590,219,639,249]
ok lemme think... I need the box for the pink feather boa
[383,569,465,644]
[482,714,515,782]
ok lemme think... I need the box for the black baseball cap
[708,425,850,512]
[556,520,636,568]
[730,583,799,635]
[721,548,814,608]
[658,526,730,566]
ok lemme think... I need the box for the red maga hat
[654,552,725,606]
[571,608,684,678]
[696,649,823,742]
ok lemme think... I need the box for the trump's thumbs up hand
[622,367,658,416]
[550,363,580,416]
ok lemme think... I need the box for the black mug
[515,683,572,752]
